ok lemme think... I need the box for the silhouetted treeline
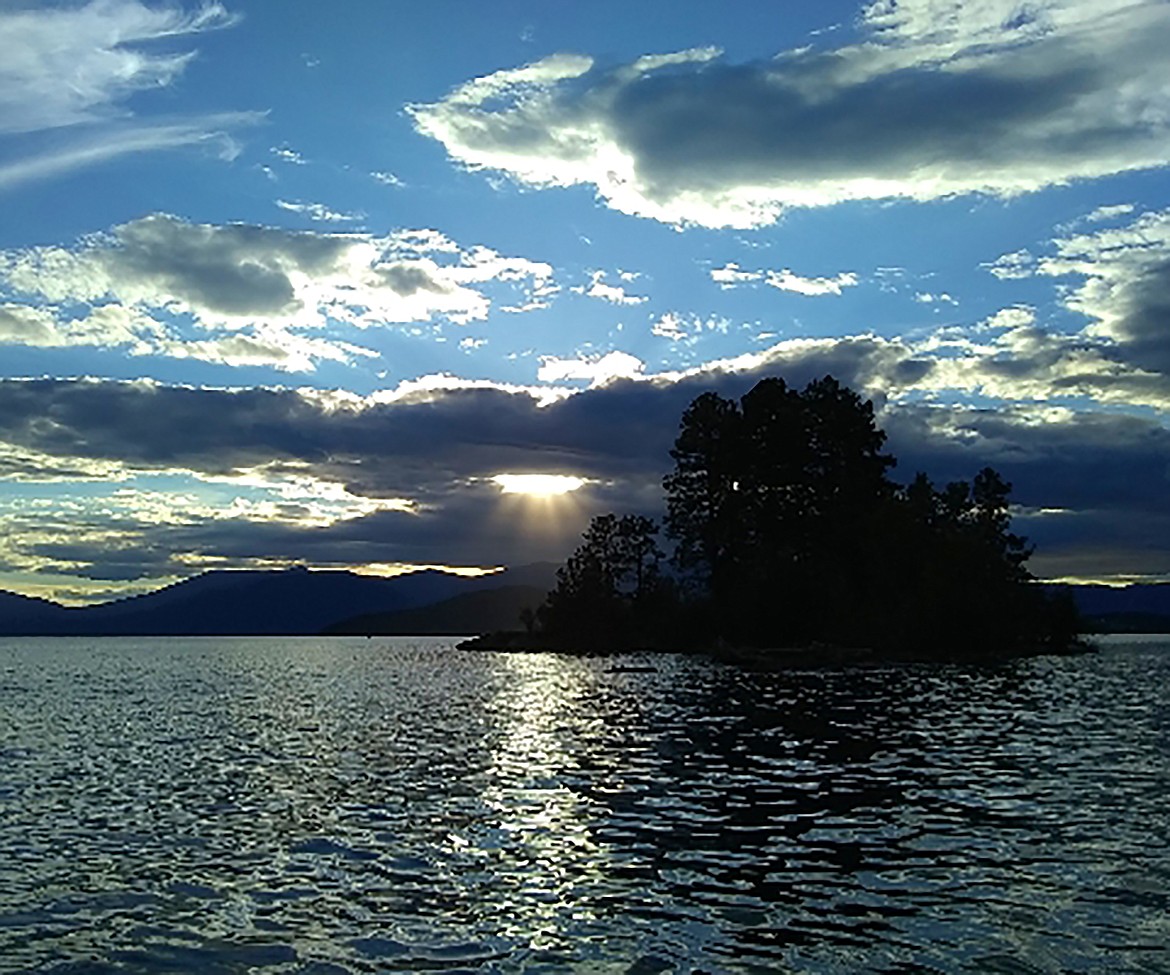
[537,376,1081,656]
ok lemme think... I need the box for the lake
[0,635,1167,973]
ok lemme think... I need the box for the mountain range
[0,570,1165,637]
[1049,583,1170,633]
[0,564,558,636]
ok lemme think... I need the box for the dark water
[0,636,1167,974]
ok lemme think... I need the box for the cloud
[155,328,375,372]
[976,206,1170,395]
[371,170,404,187]
[984,249,1035,280]
[0,114,257,191]
[0,1,250,188]
[1083,203,1135,223]
[710,263,763,287]
[537,351,646,386]
[410,0,1170,227]
[712,263,858,295]
[651,312,689,341]
[766,269,858,296]
[651,311,730,342]
[271,145,306,165]
[1035,207,1170,373]
[0,361,1167,592]
[0,304,60,346]
[571,270,647,305]
[0,214,554,370]
[0,0,235,134]
[0,300,169,352]
[275,200,365,223]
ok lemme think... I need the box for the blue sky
[1,0,1168,603]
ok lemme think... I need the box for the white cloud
[271,146,306,165]
[651,312,688,341]
[1084,203,1136,223]
[0,304,61,346]
[371,170,404,187]
[0,114,257,191]
[537,351,645,386]
[374,373,571,407]
[572,270,647,305]
[276,199,365,223]
[984,249,1035,280]
[0,301,168,352]
[0,0,235,134]
[0,1,248,189]
[765,269,858,296]
[710,263,763,287]
[410,1,1170,227]
[650,311,731,342]
[711,262,857,295]
[980,306,1037,331]
[986,208,1170,380]
[156,327,376,372]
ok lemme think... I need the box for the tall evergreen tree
[661,375,1071,653]
[539,513,664,650]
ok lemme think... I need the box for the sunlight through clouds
[491,474,587,497]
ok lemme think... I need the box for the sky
[1,0,1168,604]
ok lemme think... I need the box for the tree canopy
[537,513,669,650]
[537,376,1079,656]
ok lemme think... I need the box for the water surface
[1,635,1167,973]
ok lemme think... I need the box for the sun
[491,473,587,497]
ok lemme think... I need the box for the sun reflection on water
[473,652,611,949]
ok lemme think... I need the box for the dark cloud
[611,54,1091,186]
[1,356,1168,586]
[107,216,315,316]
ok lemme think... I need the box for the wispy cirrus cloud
[0,0,252,189]
[410,0,1170,227]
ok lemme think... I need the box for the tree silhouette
[661,376,1075,654]
[663,376,897,645]
[538,513,665,650]
[537,375,1079,657]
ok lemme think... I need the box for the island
[460,375,1084,663]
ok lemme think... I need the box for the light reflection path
[473,653,609,953]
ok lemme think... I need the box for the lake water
[0,636,1167,974]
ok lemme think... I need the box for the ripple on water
[0,635,1167,973]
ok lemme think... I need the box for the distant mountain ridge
[0,572,1165,637]
[1048,582,1170,633]
[0,563,559,636]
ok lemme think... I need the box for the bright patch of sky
[0,0,1168,599]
